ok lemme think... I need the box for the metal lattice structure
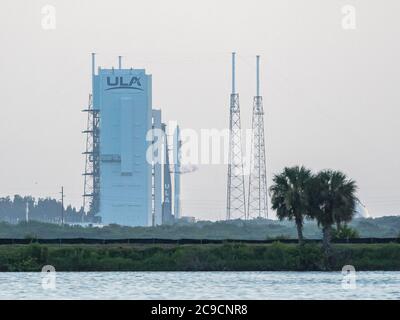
[173,126,182,220]
[247,56,268,219]
[226,52,246,220]
[162,123,174,224]
[82,93,100,215]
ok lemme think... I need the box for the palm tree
[269,166,313,245]
[309,170,357,256]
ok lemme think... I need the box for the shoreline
[1,242,399,272]
[0,237,399,245]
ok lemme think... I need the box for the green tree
[332,225,360,240]
[269,166,313,245]
[309,170,357,257]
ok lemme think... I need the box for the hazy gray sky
[0,0,399,220]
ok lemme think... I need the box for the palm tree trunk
[322,225,335,270]
[296,221,304,245]
[322,226,332,255]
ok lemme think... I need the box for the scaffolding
[226,52,247,220]
[82,93,100,216]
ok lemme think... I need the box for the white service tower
[173,126,181,219]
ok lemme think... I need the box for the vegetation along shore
[0,242,399,272]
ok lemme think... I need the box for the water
[0,272,399,300]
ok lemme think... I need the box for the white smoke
[179,164,199,174]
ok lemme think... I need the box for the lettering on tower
[106,76,143,91]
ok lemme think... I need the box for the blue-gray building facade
[93,68,152,226]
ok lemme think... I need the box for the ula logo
[106,76,143,91]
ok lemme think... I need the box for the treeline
[0,195,97,224]
[0,217,399,240]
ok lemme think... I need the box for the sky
[0,0,399,220]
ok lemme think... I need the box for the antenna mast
[247,55,268,219]
[118,55,122,69]
[226,52,246,220]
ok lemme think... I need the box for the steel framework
[226,52,246,220]
[162,123,174,224]
[82,93,100,216]
[173,126,182,220]
[247,56,268,219]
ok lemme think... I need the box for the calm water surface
[0,272,399,300]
